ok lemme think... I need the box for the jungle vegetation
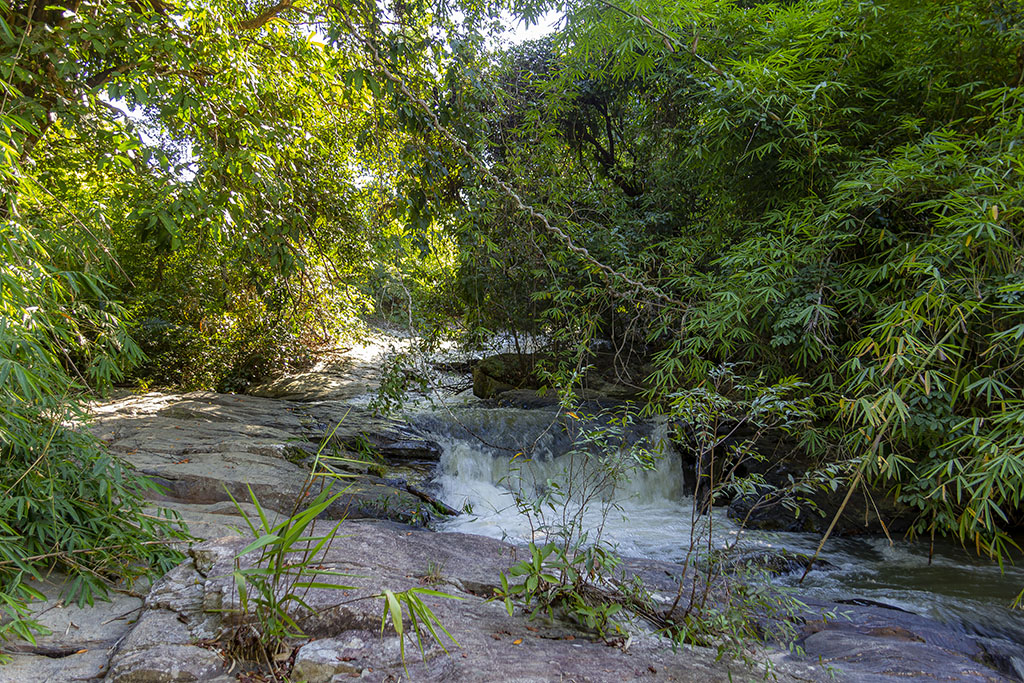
[1,0,1023,640]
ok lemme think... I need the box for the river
[404,400,1024,655]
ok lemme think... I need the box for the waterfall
[409,400,1024,647]
[413,404,703,559]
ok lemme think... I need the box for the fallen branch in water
[386,478,461,517]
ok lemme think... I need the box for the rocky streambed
[2,352,1022,682]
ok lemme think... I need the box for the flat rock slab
[247,351,379,402]
[0,648,112,682]
[103,524,827,683]
[86,391,441,527]
[300,401,443,463]
[0,576,145,683]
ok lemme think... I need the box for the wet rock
[98,521,1020,683]
[976,637,1024,680]
[61,375,1015,683]
[797,631,1008,682]
[473,352,536,399]
[472,351,645,401]
[493,389,562,409]
[782,598,1018,681]
[667,419,910,536]
[730,549,833,576]
[14,506,1009,682]
[797,598,989,656]
[728,483,912,536]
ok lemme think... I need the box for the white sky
[503,10,562,45]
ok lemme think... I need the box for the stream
[405,400,1024,655]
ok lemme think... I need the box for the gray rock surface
[786,598,1021,681]
[247,350,379,401]
[106,644,226,682]
[0,648,112,682]
[86,521,1014,682]
[4,368,1015,683]
[0,576,144,682]
[88,391,442,525]
[101,526,828,683]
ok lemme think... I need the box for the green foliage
[3,0,394,392]
[224,484,355,666]
[6,0,1024,665]
[663,364,823,516]
[0,575,46,664]
[223,426,462,674]
[449,0,1024,560]
[0,218,185,650]
[660,367,815,669]
[2,0,489,651]
[380,587,462,665]
[496,541,624,634]
[492,403,656,635]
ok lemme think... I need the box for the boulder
[728,481,913,535]
[472,351,646,401]
[291,635,367,682]
[105,644,225,682]
[472,353,537,399]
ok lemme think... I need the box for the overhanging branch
[239,0,296,31]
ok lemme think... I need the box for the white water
[417,406,702,557]
[434,435,696,559]
[411,402,1024,646]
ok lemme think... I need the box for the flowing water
[409,401,1024,649]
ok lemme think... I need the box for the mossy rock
[472,353,541,399]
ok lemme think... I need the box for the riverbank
[2,344,1020,681]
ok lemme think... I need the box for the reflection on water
[413,403,1024,645]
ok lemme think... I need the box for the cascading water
[410,401,1024,650]
[414,405,700,558]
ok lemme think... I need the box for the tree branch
[239,0,296,31]
[334,10,684,310]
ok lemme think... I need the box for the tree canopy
[2,0,1023,643]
